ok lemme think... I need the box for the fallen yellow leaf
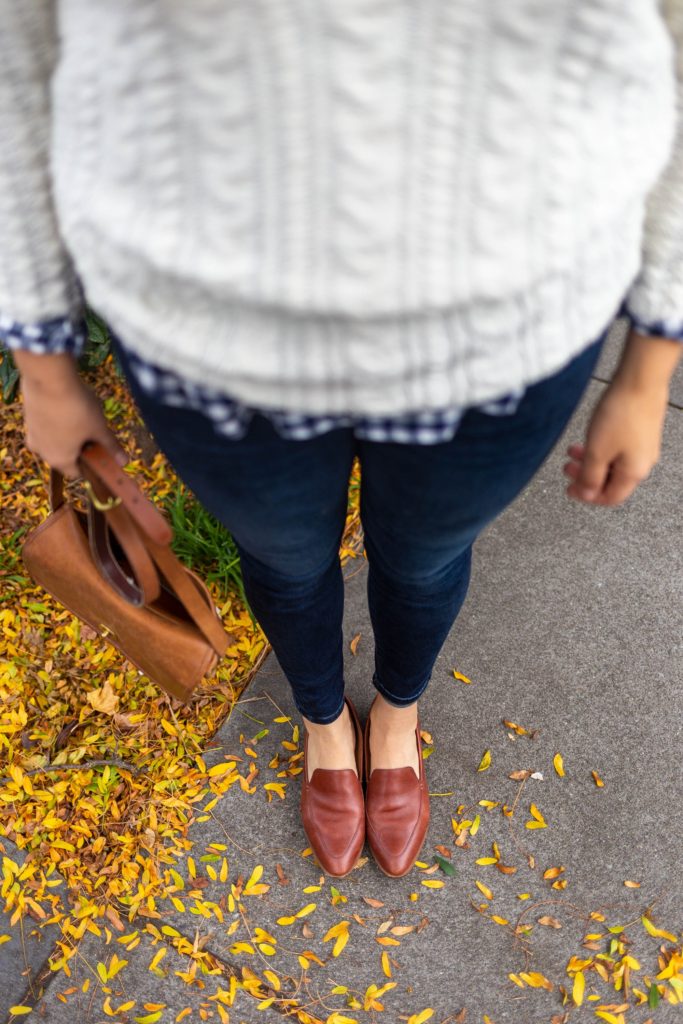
[452,669,471,684]
[86,680,119,715]
[572,970,585,1006]
[477,749,492,771]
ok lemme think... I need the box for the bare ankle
[303,703,357,780]
[370,694,418,729]
[303,702,351,736]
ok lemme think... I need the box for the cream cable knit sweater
[1,1,683,415]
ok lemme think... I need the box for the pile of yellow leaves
[1,354,681,1024]
[0,355,366,1016]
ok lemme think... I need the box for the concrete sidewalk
[5,322,682,1023]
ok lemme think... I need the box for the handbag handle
[49,442,230,657]
[50,458,163,606]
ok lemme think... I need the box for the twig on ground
[0,758,142,786]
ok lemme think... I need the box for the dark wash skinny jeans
[112,331,606,724]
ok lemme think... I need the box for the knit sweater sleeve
[0,2,84,328]
[623,0,683,340]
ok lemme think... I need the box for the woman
[3,2,682,878]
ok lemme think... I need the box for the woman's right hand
[14,350,128,478]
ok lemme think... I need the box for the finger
[571,449,609,500]
[566,442,585,460]
[62,460,82,480]
[92,431,129,468]
[597,463,645,506]
[562,460,581,480]
[108,441,129,467]
[25,436,81,479]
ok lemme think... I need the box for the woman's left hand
[563,327,680,507]
[563,379,668,505]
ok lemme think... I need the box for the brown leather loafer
[364,695,430,877]
[300,695,365,878]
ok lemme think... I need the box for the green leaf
[80,308,112,369]
[0,346,20,403]
[434,855,456,877]
[648,982,660,1008]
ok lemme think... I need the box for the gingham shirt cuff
[619,299,683,342]
[0,312,87,357]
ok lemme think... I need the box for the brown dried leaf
[362,897,385,908]
[349,633,361,656]
[20,731,36,751]
[538,915,562,929]
[275,862,289,885]
[105,905,124,932]
[53,719,79,751]
[86,680,119,715]
[112,712,137,731]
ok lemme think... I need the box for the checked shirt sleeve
[623,0,683,341]
[0,312,87,357]
[0,3,84,331]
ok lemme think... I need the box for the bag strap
[49,462,161,605]
[73,441,229,656]
[143,536,230,656]
[87,484,162,605]
[78,441,173,545]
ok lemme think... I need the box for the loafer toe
[364,700,430,877]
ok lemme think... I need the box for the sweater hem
[79,217,641,417]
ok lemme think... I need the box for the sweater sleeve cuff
[0,312,88,357]
[618,298,683,342]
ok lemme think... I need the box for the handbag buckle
[83,480,123,512]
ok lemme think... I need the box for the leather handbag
[21,440,232,702]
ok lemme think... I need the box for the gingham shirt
[3,307,679,444]
[0,314,528,443]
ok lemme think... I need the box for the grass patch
[163,479,250,613]
[0,524,30,600]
